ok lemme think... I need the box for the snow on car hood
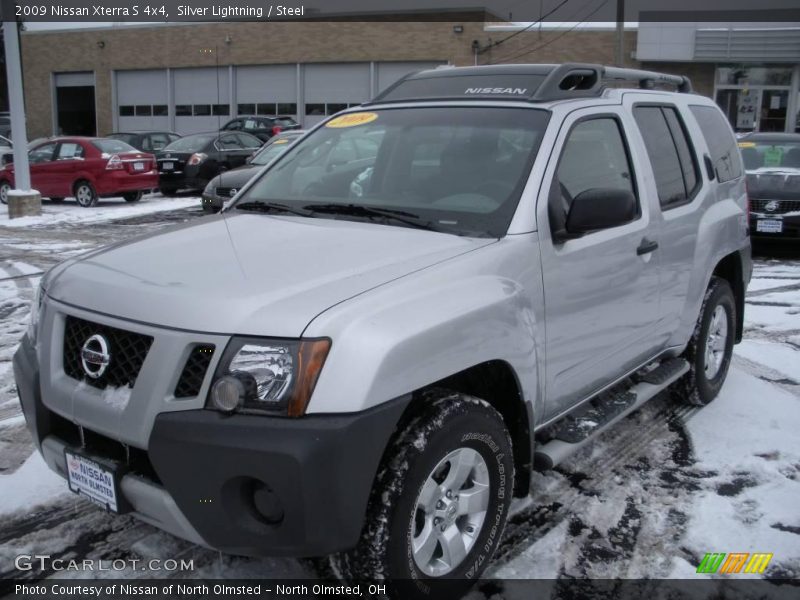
[47,213,493,337]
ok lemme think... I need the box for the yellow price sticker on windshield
[738,142,756,148]
[272,139,289,144]
[326,112,378,128]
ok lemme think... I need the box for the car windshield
[108,133,138,145]
[250,138,296,165]
[739,139,800,172]
[163,135,215,153]
[232,107,549,237]
[92,139,137,153]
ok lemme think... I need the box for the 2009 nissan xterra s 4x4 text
[14,64,751,598]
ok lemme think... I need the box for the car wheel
[73,181,98,207]
[335,390,514,599]
[672,276,736,406]
[123,191,142,203]
[49,197,65,203]
[0,180,10,204]
[159,186,178,197]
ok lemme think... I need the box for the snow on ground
[0,195,199,229]
[0,216,798,587]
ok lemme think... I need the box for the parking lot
[0,199,798,590]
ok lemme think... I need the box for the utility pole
[615,0,625,67]
[1,0,40,217]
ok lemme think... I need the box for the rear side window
[689,105,742,183]
[634,106,700,209]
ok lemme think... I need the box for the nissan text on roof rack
[14,63,750,599]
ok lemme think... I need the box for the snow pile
[0,195,200,229]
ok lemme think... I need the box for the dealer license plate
[65,450,121,513]
[133,161,145,171]
[161,162,174,171]
[756,219,783,234]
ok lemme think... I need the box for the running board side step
[534,358,690,470]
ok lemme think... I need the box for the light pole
[2,9,40,217]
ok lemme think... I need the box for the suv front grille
[63,316,153,389]
[751,199,800,214]
[174,344,215,398]
[214,187,236,198]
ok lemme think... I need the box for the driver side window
[549,117,638,234]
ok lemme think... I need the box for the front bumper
[13,333,409,557]
[749,213,800,239]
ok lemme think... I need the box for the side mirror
[563,188,636,238]
[245,153,254,164]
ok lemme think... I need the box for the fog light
[210,375,245,412]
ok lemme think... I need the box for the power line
[488,0,610,65]
[480,0,571,53]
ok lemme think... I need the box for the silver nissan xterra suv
[14,64,751,598]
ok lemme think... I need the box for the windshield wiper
[234,201,315,218]
[304,203,442,232]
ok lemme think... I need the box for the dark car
[220,115,301,143]
[739,133,800,240]
[107,131,181,153]
[201,130,305,212]
[0,137,157,207]
[155,131,263,195]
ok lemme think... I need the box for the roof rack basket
[531,63,692,101]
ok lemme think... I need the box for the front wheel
[336,390,514,599]
[0,180,10,204]
[672,276,736,406]
[73,181,98,207]
[123,191,142,202]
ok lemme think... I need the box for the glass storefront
[715,65,797,133]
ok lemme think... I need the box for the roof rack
[367,63,692,105]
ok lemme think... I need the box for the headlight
[207,337,330,417]
[27,280,45,344]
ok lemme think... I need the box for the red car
[0,137,158,207]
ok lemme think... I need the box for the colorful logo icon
[696,552,773,574]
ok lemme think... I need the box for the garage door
[236,65,297,119]
[174,67,231,134]
[116,70,169,133]
[303,63,371,127]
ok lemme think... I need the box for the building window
[716,66,793,87]
[327,103,348,115]
[175,105,192,116]
[119,105,134,116]
[277,103,297,115]
[256,103,276,115]
[237,103,255,115]
[212,104,230,116]
[193,104,211,116]
[153,105,168,116]
[135,105,152,116]
[305,104,325,116]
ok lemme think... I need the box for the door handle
[637,238,659,256]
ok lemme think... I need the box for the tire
[672,276,736,406]
[73,181,98,207]
[49,197,65,203]
[0,180,10,204]
[159,186,178,197]
[336,390,514,600]
[123,191,142,203]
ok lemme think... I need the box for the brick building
[17,18,800,138]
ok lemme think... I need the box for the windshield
[739,140,800,172]
[232,107,549,237]
[91,139,137,153]
[163,135,214,153]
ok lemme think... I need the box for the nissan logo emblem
[81,334,111,379]
[765,200,779,212]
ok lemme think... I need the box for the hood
[210,166,261,189]
[48,214,494,337]
[746,169,800,200]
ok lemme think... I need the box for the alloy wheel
[704,304,729,380]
